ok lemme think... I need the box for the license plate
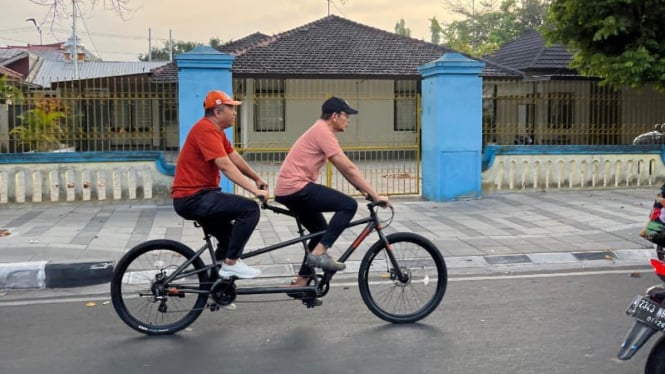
[626,295,665,331]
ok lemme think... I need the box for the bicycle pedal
[302,298,322,308]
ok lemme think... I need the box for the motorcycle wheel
[645,335,665,374]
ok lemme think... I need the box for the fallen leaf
[629,272,642,278]
[0,229,10,237]
[85,301,96,307]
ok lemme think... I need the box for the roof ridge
[528,30,547,67]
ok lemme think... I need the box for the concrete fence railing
[481,145,665,192]
[1,146,664,204]
[0,152,174,204]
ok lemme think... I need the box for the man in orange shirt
[274,97,390,288]
[172,90,269,279]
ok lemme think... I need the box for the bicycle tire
[358,232,447,323]
[110,239,210,335]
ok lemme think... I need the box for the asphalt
[0,188,660,289]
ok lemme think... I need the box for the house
[483,29,665,145]
[0,38,174,153]
[156,16,514,152]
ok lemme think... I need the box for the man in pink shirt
[274,97,390,290]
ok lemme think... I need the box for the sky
[0,0,459,61]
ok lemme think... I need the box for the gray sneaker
[306,253,346,272]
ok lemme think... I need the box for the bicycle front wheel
[110,239,210,335]
[358,232,447,323]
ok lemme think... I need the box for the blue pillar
[418,53,485,201]
[175,46,235,192]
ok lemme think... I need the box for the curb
[0,248,658,290]
[0,260,113,289]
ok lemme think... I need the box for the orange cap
[203,90,242,109]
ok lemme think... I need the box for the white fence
[0,153,173,204]
[481,146,664,192]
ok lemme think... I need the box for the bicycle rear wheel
[110,239,210,335]
[358,232,447,323]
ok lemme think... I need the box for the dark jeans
[275,183,357,277]
[173,189,260,260]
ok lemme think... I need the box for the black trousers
[276,183,357,277]
[173,189,260,260]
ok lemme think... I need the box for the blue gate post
[418,53,485,201]
[175,46,235,192]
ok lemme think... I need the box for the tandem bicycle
[110,198,448,335]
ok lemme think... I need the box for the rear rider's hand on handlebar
[254,187,269,203]
[374,195,391,208]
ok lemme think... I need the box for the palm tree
[9,108,66,152]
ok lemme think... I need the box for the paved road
[0,269,655,374]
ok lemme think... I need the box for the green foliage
[138,40,204,61]
[435,0,550,57]
[430,17,444,45]
[10,108,66,152]
[395,18,411,37]
[0,76,24,104]
[543,0,665,92]
[138,38,228,61]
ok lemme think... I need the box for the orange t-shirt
[171,117,234,198]
[274,120,342,196]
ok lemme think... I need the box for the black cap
[321,97,359,115]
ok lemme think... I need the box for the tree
[139,40,202,61]
[434,0,550,56]
[543,0,665,92]
[138,38,225,61]
[429,17,444,45]
[395,18,411,37]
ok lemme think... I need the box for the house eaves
[0,65,23,79]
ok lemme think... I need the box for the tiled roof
[218,33,270,54]
[229,15,454,78]
[148,15,521,82]
[484,29,575,76]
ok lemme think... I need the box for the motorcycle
[618,258,665,373]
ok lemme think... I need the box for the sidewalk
[0,188,658,289]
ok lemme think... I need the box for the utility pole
[72,0,79,79]
[148,28,152,62]
[169,29,173,62]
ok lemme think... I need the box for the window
[548,92,574,129]
[394,80,418,131]
[254,79,285,132]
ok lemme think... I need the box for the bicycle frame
[160,201,403,297]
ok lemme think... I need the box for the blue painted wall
[175,46,235,192]
[418,53,485,201]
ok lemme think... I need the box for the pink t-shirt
[274,120,342,196]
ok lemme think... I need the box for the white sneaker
[221,303,237,311]
[219,260,261,279]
